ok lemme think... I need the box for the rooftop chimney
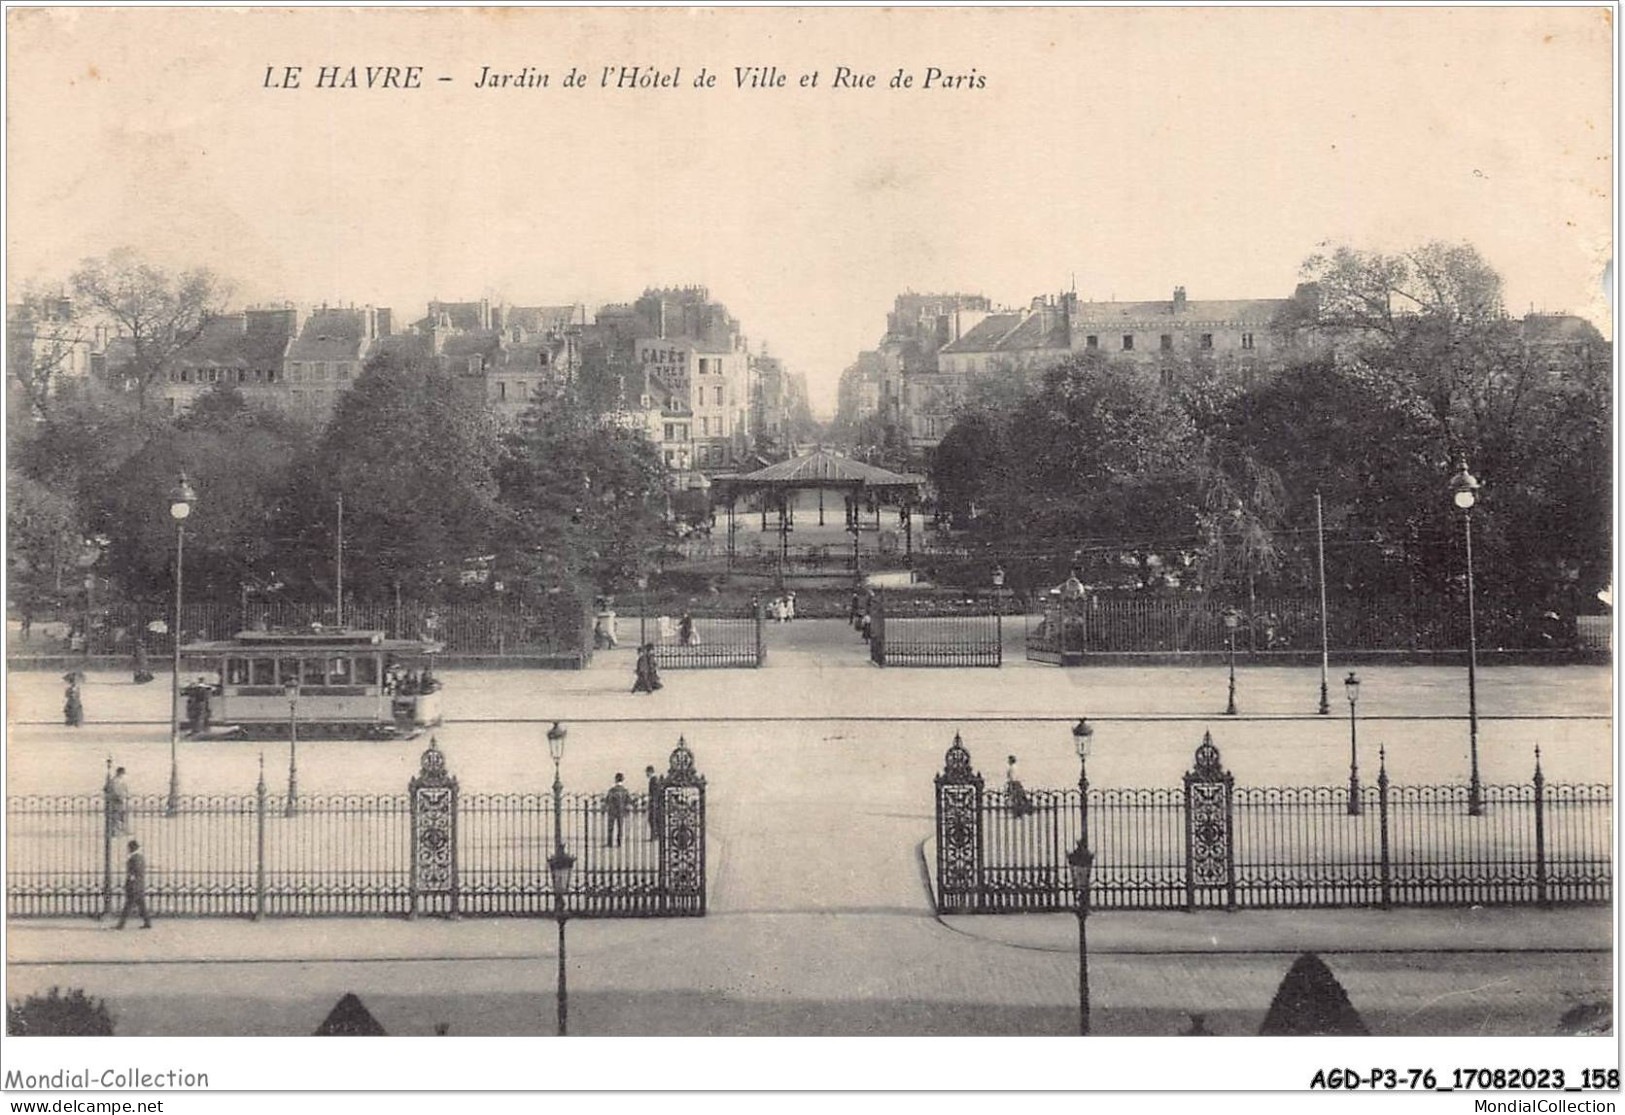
[1173,286,1188,313]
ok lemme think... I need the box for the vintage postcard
[2,4,1615,1103]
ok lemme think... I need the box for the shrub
[7,987,114,1036]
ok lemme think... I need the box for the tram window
[278,659,300,687]
[356,657,379,685]
[251,659,276,685]
[226,658,250,685]
[328,657,352,683]
[302,658,325,686]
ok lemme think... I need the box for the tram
[178,628,446,739]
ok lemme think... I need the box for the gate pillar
[660,736,707,915]
[1182,731,1236,911]
[934,732,984,913]
[408,737,459,918]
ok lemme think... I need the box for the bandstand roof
[711,449,925,495]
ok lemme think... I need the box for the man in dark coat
[132,640,154,684]
[604,774,630,848]
[116,840,152,929]
[63,672,84,727]
[645,764,665,839]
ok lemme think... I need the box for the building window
[1160,334,1173,352]
[1122,334,1134,351]
[1241,332,1255,350]
[1200,334,1214,350]
[267,369,276,383]
[315,362,329,380]
[664,423,675,440]
[498,381,507,401]
[665,450,674,464]
[701,417,710,436]
[1085,335,1098,350]
[339,363,352,378]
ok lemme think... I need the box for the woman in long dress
[1006,754,1034,817]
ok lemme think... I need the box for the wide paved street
[4,623,1613,1037]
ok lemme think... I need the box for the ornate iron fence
[33,598,591,661]
[1023,593,1595,660]
[934,732,1611,914]
[644,610,764,669]
[7,737,707,920]
[870,595,1001,667]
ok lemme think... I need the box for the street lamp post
[545,721,574,1036]
[1344,671,1361,815]
[1066,839,1095,1036]
[166,474,197,816]
[1450,461,1484,816]
[1222,607,1240,716]
[283,678,300,817]
[636,574,649,647]
[992,564,1005,658]
[1072,717,1093,830]
[1316,490,1331,715]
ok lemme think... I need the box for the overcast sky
[8,7,1612,415]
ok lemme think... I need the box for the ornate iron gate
[1182,731,1236,910]
[409,740,459,917]
[933,733,984,911]
[658,736,708,915]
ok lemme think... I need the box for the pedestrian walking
[594,600,620,650]
[63,671,84,727]
[645,763,665,839]
[678,611,698,647]
[184,677,210,734]
[850,588,862,629]
[632,644,663,694]
[1005,754,1035,818]
[132,640,154,685]
[785,591,796,622]
[108,766,130,835]
[604,773,630,847]
[115,840,152,929]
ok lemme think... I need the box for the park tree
[494,390,672,595]
[70,249,231,410]
[91,386,309,603]
[6,290,90,419]
[6,472,86,610]
[986,355,1205,588]
[1290,240,1613,614]
[931,408,1009,526]
[282,347,502,602]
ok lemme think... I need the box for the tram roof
[181,629,445,654]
